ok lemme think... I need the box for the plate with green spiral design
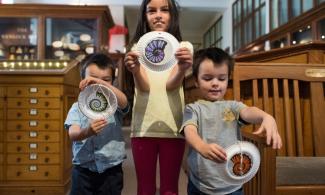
[78,84,117,120]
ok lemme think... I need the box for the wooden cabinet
[0,63,80,195]
[0,87,4,182]
[0,4,115,194]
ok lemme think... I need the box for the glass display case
[271,37,288,49]
[318,18,325,41]
[0,4,114,70]
[45,18,97,60]
[0,17,38,60]
[292,25,312,45]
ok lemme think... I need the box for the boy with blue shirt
[64,53,129,195]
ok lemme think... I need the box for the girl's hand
[198,143,227,163]
[88,118,107,135]
[79,76,107,91]
[175,47,193,72]
[253,114,282,149]
[124,51,140,74]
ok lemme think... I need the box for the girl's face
[146,0,171,31]
[195,59,229,101]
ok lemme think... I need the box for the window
[233,1,241,51]
[232,0,266,52]
[271,0,315,30]
[203,17,222,48]
[254,0,266,38]
[271,0,288,30]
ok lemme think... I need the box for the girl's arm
[124,51,150,92]
[184,124,227,163]
[166,47,193,91]
[240,107,282,149]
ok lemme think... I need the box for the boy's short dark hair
[80,53,115,80]
[192,47,234,79]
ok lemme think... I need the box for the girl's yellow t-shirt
[130,41,192,138]
[131,67,185,138]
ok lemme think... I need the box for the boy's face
[146,0,171,32]
[85,63,113,84]
[195,59,229,101]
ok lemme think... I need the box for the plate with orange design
[216,141,260,185]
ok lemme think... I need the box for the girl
[124,0,193,194]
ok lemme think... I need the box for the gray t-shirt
[180,100,247,195]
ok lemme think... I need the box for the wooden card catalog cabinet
[0,87,4,182]
[0,3,115,194]
[0,63,80,195]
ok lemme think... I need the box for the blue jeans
[70,164,123,195]
[187,179,243,195]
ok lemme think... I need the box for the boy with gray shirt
[180,48,282,195]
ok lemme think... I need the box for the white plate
[68,43,80,51]
[85,46,94,54]
[52,41,63,48]
[80,34,91,42]
[54,50,64,57]
[137,31,179,72]
[216,141,260,185]
[78,84,117,120]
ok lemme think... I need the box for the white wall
[2,0,14,3]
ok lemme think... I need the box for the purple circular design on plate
[145,39,167,63]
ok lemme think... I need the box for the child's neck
[198,98,224,102]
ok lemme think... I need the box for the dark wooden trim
[277,185,325,195]
[39,16,45,60]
